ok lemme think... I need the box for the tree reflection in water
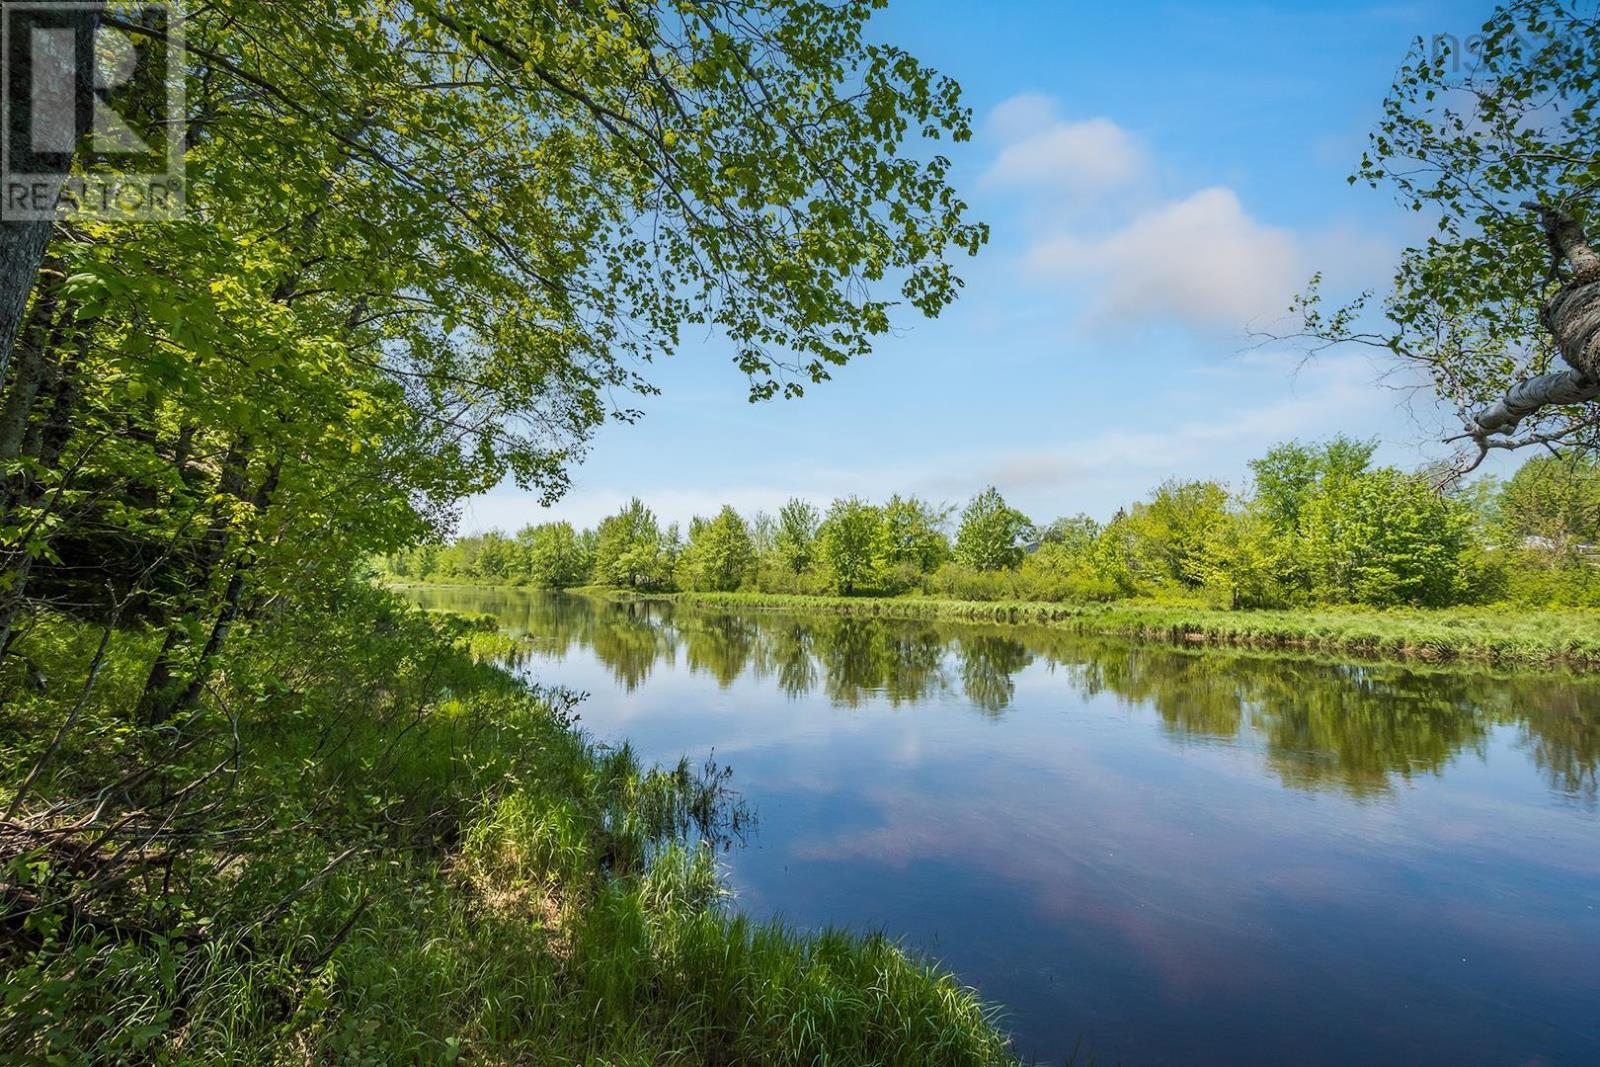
[407,587,1600,804]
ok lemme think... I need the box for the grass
[572,588,1600,670]
[0,586,1018,1065]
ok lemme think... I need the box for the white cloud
[978,94,1355,335]
[981,98,1149,199]
[984,91,1058,142]
[986,117,1148,194]
[1025,186,1302,332]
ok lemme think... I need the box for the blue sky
[464,0,1507,535]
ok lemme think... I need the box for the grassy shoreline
[396,581,1600,670]
[2,590,1017,1064]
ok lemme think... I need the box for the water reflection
[410,587,1600,1064]
[414,587,1600,804]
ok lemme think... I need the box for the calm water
[409,587,1600,1066]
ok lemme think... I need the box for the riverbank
[543,587,1600,670]
[0,587,1015,1064]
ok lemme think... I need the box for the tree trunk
[135,437,255,724]
[1546,276,1600,384]
[0,228,56,395]
[1468,205,1600,437]
[0,6,101,389]
[135,624,187,725]
[169,461,281,719]
[0,261,66,475]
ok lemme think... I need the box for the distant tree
[1026,514,1109,594]
[881,495,953,573]
[1301,468,1474,607]
[1090,509,1141,596]
[682,506,757,591]
[775,498,822,575]
[954,487,1033,571]
[1126,480,1232,589]
[521,522,591,588]
[1250,437,1377,534]
[593,499,672,590]
[818,497,884,594]
[476,532,515,581]
[1496,454,1600,559]
[749,510,778,558]
[1040,514,1101,554]
[1197,507,1291,609]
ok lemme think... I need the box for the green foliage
[954,487,1033,572]
[818,497,886,595]
[1196,506,1291,610]
[1300,468,1476,607]
[1480,453,1600,607]
[1122,479,1233,591]
[1250,437,1378,534]
[593,499,675,592]
[402,442,1600,612]
[774,498,821,576]
[521,522,595,589]
[1496,454,1600,554]
[882,495,955,575]
[680,507,757,592]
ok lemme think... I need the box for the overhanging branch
[1468,368,1600,437]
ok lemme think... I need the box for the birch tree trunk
[1468,205,1600,438]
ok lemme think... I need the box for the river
[405,586,1600,1065]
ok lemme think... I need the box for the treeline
[390,439,1600,609]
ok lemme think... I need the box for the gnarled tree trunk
[1468,205,1600,439]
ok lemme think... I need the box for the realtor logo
[2,2,185,221]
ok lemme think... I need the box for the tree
[682,507,756,592]
[1301,468,1474,607]
[880,495,953,574]
[774,498,821,575]
[0,0,986,669]
[476,533,515,581]
[748,510,777,559]
[593,499,671,591]
[520,522,592,588]
[1250,437,1378,533]
[0,6,101,374]
[954,488,1032,571]
[1198,507,1293,609]
[1125,480,1233,590]
[1040,515,1101,554]
[817,498,884,595]
[1295,2,1600,473]
[1496,453,1600,560]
